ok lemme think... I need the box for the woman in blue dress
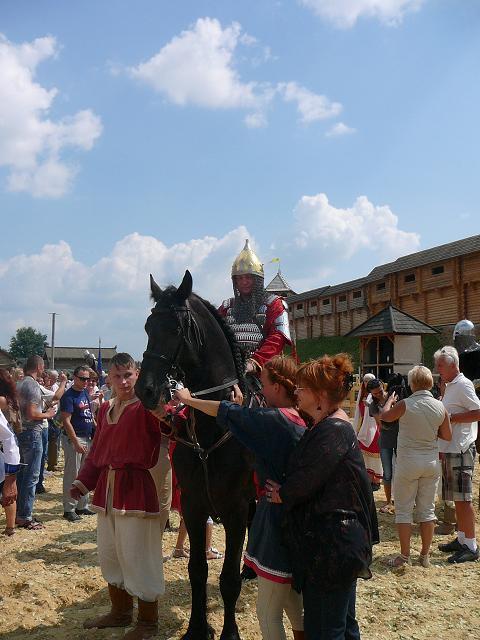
[175,355,305,640]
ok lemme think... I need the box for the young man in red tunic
[70,353,171,640]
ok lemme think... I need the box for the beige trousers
[256,575,304,640]
[97,445,171,602]
[394,453,440,524]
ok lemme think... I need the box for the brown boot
[123,599,158,639]
[435,503,457,535]
[443,503,457,526]
[83,584,133,629]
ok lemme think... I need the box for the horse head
[135,270,200,410]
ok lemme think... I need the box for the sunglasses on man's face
[76,376,90,382]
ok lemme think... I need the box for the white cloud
[0,197,421,356]
[129,17,269,124]
[127,18,341,128]
[293,193,420,258]
[0,34,102,198]
[0,228,254,359]
[326,122,356,137]
[299,0,425,28]
[278,82,342,123]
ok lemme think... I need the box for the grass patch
[294,336,360,367]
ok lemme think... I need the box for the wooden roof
[266,270,295,295]
[345,305,439,337]
[366,234,480,281]
[286,234,480,304]
[45,346,118,359]
[0,348,15,368]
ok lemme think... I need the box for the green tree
[9,326,48,361]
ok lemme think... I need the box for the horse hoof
[182,624,215,640]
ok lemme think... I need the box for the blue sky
[1,0,479,358]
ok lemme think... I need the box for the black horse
[135,270,254,640]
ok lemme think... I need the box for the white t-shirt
[438,373,480,454]
[0,409,21,483]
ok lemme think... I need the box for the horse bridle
[142,299,239,522]
[142,299,239,398]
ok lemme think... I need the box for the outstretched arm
[174,385,243,417]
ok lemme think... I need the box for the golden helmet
[231,239,264,278]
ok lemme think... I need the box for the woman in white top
[380,366,451,567]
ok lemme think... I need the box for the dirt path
[1,468,480,640]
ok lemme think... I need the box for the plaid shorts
[442,443,476,502]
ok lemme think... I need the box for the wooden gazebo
[345,304,438,382]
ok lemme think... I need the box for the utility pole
[49,313,57,369]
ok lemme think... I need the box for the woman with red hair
[266,354,379,640]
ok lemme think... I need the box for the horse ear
[176,270,193,302]
[150,274,163,301]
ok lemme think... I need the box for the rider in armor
[219,240,292,582]
[218,239,292,373]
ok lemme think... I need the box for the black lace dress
[279,417,379,593]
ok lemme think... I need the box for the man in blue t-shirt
[60,366,95,522]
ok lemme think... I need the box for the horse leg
[181,506,214,640]
[219,505,248,640]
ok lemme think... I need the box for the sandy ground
[1,462,480,640]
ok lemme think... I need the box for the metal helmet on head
[231,239,264,278]
[453,319,478,354]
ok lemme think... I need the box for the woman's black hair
[366,378,382,392]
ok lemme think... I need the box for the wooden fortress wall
[291,251,480,340]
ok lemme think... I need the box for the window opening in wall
[404,273,415,283]
[296,303,303,310]
[432,265,444,275]
[322,298,330,306]
[376,282,386,291]
[339,295,347,302]
[310,301,317,307]
[353,291,362,299]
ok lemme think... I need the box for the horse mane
[196,295,246,393]
[150,285,246,392]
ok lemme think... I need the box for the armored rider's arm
[251,297,291,370]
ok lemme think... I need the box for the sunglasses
[75,375,90,382]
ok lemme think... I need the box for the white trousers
[256,575,304,640]
[96,446,171,602]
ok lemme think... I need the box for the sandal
[16,518,44,530]
[379,504,395,514]
[206,547,223,560]
[2,527,15,536]
[172,548,190,558]
[385,554,410,568]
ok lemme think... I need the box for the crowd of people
[1,240,480,640]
